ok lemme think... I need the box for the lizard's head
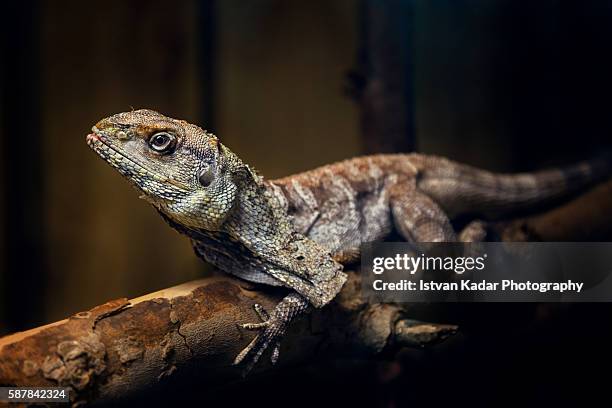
[87,109,248,230]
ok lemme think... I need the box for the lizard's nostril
[116,130,130,140]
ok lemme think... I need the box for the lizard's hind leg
[390,186,457,243]
[458,220,488,242]
[234,293,309,375]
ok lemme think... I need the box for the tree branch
[492,180,612,241]
[1,180,611,405]
[0,273,451,406]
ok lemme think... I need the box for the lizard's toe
[253,303,270,321]
[233,294,308,376]
[234,316,283,375]
[233,330,275,376]
[233,335,258,366]
[241,321,268,330]
[270,341,281,365]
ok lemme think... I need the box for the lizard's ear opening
[198,164,215,187]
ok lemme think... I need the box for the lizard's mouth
[86,129,190,195]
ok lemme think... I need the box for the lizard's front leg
[234,292,310,374]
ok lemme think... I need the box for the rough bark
[1,180,611,406]
[0,274,455,406]
[492,180,612,241]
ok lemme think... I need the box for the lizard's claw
[233,294,309,376]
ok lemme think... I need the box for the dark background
[1,1,611,406]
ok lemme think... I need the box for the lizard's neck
[159,180,296,256]
[223,181,295,252]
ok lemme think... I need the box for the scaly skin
[86,109,610,374]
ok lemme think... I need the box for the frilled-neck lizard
[87,109,610,374]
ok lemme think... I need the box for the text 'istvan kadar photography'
[2,1,612,407]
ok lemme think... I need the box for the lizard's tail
[417,152,612,219]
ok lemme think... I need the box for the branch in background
[1,180,611,406]
[351,0,415,154]
[493,180,612,241]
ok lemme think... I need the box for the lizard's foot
[233,293,309,375]
[234,303,281,368]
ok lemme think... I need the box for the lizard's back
[270,154,421,260]
[270,152,612,261]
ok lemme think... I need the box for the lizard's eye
[148,132,177,154]
[199,164,215,187]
